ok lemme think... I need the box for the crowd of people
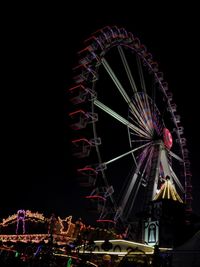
[0,242,174,267]
[0,243,98,267]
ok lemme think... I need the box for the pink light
[85,195,106,201]
[163,128,173,149]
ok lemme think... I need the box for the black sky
[2,3,200,224]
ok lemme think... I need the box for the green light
[67,257,72,267]
[15,251,19,257]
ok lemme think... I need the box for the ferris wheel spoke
[131,55,153,134]
[168,150,184,162]
[117,45,138,93]
[128,97,154,136]
[129,131,146,138]
[127,127,138,167]
[159,147,184,193]
[169,166,185,193]
[140,146,154,179]
[142,93,154,132]
[136,55,147,93]
[126,150,153,221]
[94,99,151,138]
[125,147,155,219]
[133,94,154,135]
[130,130,150,139]
[129,110,152,136]
[158,147,174,192]
[125,181,141,219]
[131,139,151,143]
[120,145,151,213]
[150,144,163,199]
[127,131,151,173]
[103,141,153,166]
[101,57,149,129]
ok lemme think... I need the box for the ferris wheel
[68,26,192,234]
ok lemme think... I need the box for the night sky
[2,3,200,225]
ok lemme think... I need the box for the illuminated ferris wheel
[68,26,192,233]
